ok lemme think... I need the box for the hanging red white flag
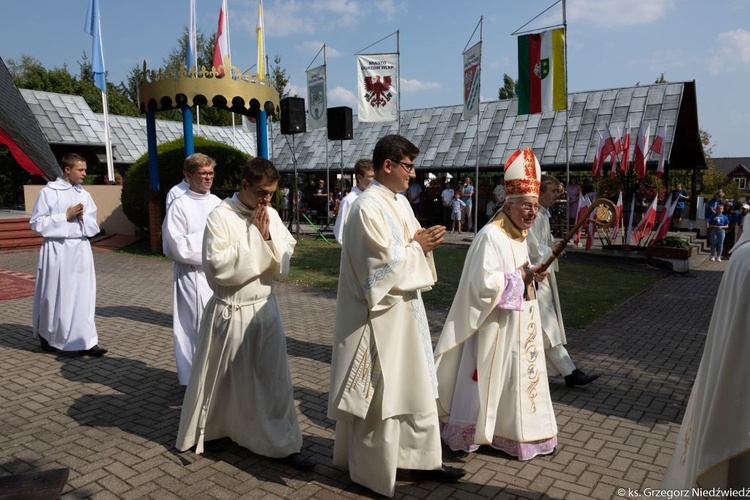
[651,123,668,178]
[620,119,631,174]
[651,194,679,244]
[213,0,230,76]
[357,53,399,122]
[631,195,658,244]
[573,193,592,246]
[633,121,651,179]
[625,194,636,249]
[611,191,624,243]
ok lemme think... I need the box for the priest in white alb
[30,153,107,357]
[328,134,464,497]
[333,158,373,245]
[434,148,558,460]
[162,153,221,385]
[527,174,598,388]
[660,216,750,493]
[175,158,314,471]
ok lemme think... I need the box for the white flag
[462,42,481,121]
[357,53,398,122]
[306,64,327,130]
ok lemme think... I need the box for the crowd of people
[28,138,747,496]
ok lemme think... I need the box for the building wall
[24,185,137,236]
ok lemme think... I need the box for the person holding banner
[328,134,463,497]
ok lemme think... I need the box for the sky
[1,0,749,158]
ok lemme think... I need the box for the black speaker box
[280,97,306,135]
[327,106,353,141]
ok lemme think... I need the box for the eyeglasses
[195,171,215,178]
[514,202,540,213]
[392,160,415,173]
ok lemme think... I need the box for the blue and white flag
[84,0,106,92]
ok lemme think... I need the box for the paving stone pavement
[0,247,728,499]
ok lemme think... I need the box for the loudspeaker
[327,106,353,141]
[280,97,306,135]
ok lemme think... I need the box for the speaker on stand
[280,97,306,236]
[327,106,354,207]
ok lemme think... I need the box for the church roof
[269,81,707,174]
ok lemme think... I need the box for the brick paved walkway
[0,247,726,499]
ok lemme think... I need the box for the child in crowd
[451,191,466,233]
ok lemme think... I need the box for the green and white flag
[306,64,327,130]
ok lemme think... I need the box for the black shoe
[80,345,108,357]
[565,369,598,387]
[283,453,315,471]
[40,338,56,353]
[399,465,466,482]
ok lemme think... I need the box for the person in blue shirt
[670,184,689,230]
[705,189,724,220]
[709,204,730,262]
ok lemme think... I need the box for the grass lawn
[285,236,666,329]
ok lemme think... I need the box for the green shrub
[654,236,690,248]
[121,137,251,230]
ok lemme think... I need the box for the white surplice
[175,194,302,457]
[332,185,363,245]
[162,189,221,385]
[527,206,574,376]
[660,236,750,492]
[30,178,100,351]
[166,179,190,211]
[434,213,557,460]
[328,181,442,497]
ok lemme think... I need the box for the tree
[498,73,517,100]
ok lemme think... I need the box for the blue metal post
[257,110,268,159]
[182,104,195,156]
[146,106,160,191]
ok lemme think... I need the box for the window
[734,177,747,190]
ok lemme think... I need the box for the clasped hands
[413,225,446,254]
[251,203,271,240]
[66,203,84,221]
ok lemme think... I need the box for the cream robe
[527,206,567,355]
[328,181,442,497]
[434,213,557,460]
[175,194,301,457]
[30,178,100,351]
[162,189,221,385]
[660,239,750,492]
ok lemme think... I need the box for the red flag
[633,121,651,179]
[592,126,616,179]
[591,132,605,178]
[651,123,668,178]
[652,194,679,244]
[620,119,631,174]
[632,196,658,244]
[213,0,230,76]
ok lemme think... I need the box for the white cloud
[566,0,674,27]
[707,29,750,75]
[295,40,343,58]
[400,77,441,93]
[328,86,357,107]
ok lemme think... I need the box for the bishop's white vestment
[30,178,100,351]
[175,194,302,458]
[527,205,574,377]
[434,213,558,460]
[162,189,221,385]
[328,181,442,497]
[660,228,750,493]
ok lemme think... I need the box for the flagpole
[100,90,115,183]
[396,30,401,134]
[562,0,570,236]
[474,17,483,233]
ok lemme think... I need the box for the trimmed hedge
[121,137,251,230]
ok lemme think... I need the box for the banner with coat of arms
[306,64,327,130]
[356,53,398,123]
[462,41,481,121]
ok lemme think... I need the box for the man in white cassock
[175,158,314,470]
[333,158,373,245]
[166,177,190,212]
[527,174,598,388]
[30,153,107,357]
[660,216,750,493]
[328,134,464,497]
[162,153,221,386]
[435,148,557,460]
